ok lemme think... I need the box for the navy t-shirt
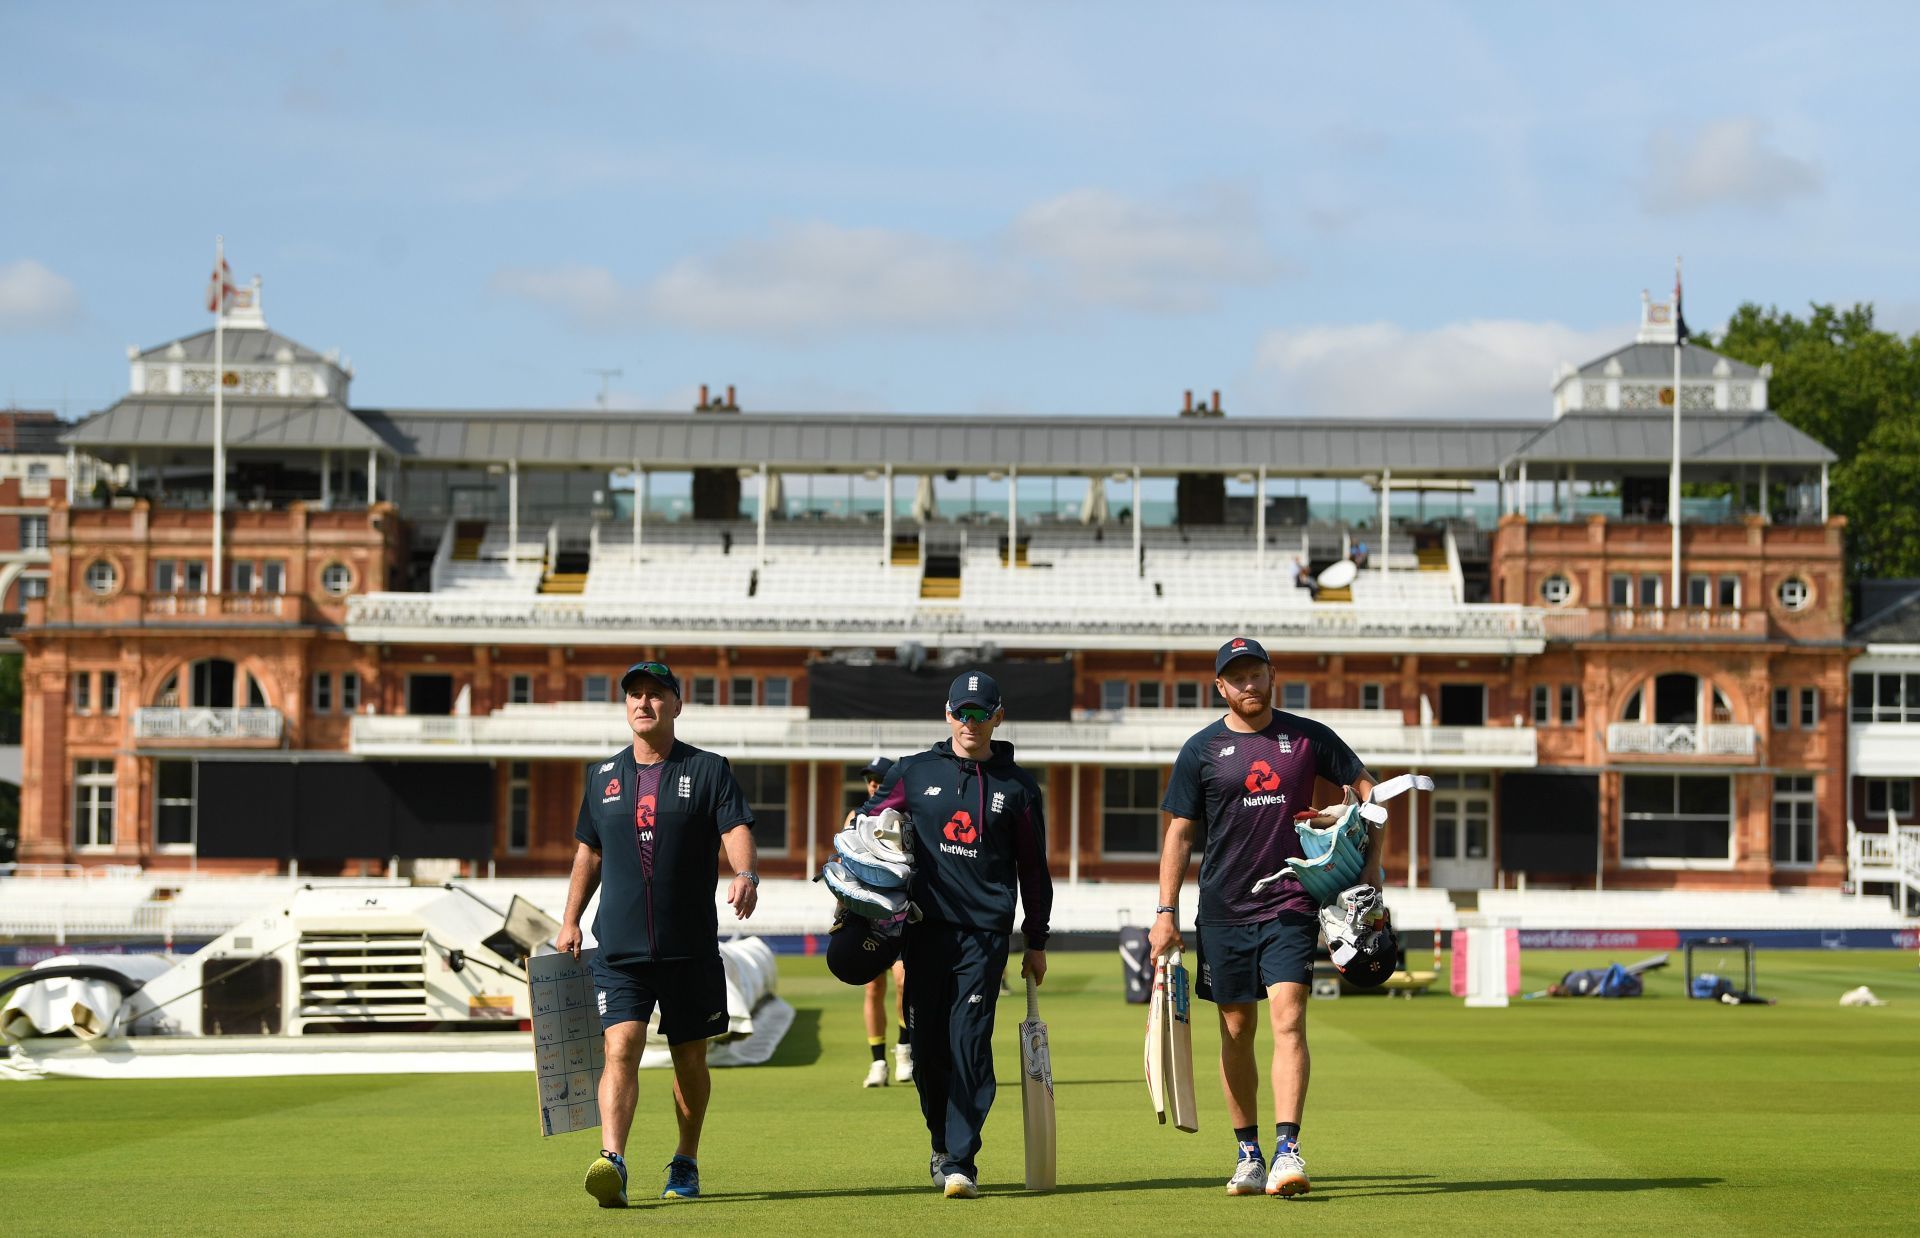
[574,740,753,965]
[1161,711,1369,924]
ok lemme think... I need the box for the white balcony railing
[1606,722,1757,756]
[351,704,1538,768]
[345,592,1547,654]
[133,707,284,741]
[1848,722,1920,778]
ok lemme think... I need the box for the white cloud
[1641,117,1821,214]
[1010,187,1286,311]
[1250,319,1628,419]
[489,265,641,329]
[0,260,82,331]
[493,188,1289,337]
[644,222,1030,335]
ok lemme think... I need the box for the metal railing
[133,707,285,740]
[352,704,1538,766]
[345,591,1549,651]
[1605,722,1756,756]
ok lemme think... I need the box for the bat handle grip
[1025,973,1039,1021]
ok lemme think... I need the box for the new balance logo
[923,786,943,796]
[599,761,616,773]
[1219,744,1235,756]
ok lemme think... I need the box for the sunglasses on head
[626,663,674,692]
[950,704,996,723]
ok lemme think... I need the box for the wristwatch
[1155,905,1177,916]
[741,872,760,887]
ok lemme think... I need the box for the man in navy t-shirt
[1150,636,1373,1200]
[557,659,759,1209]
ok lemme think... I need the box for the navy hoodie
[859,738,1053,949]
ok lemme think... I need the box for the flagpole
[1667,255,1682,610]
[212,236,227,596]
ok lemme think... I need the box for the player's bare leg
[599,1020,645,1156]
[1264,981,1311,1197]
[863,972,892,1086]
[1216,1001,1261,1126]
[586,1021,644,1207]
[1266,981,1309,1125]
[668,1039,711,1159]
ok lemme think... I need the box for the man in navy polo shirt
[857,670,1052,1199]
[557,659,760,1209]
[1149,637,1374,1200]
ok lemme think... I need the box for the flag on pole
[1673,261,1690,343]
[207,257,237,314]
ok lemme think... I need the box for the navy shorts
[1195,912,1318,1003]
[589,953,729,1044]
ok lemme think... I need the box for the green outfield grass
[3,947,1917,1235]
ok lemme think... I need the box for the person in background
[845,755,912,1087]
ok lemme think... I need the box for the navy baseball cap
[860,755,895,781]
[947,670,1002,713]
[1214,636,1270,675]
[620,660,681,697]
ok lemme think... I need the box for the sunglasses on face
[951,705,996,723]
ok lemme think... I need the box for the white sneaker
[929,1154,948,1190]
[895,1043,914,1083]
[1265,1147,1310,1198]
[863,1059,890,1088]
[1226,1149,1266,1195]
[943,1172,979,1199]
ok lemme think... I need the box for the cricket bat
[1019,974,1057,1191]
[1144,953,1168,1124]
[1165,949,1199,1133]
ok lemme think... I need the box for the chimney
[1211,390,1221,414]
[726,384,736,409]
[1183,389,1193,413]
[698,383,709,410]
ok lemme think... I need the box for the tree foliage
[1701,303,1920,579]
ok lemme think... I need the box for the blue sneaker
[662,1155,700,1200]
[584,1150,628,1208]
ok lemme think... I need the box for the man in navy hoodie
[858,669,1053,1199]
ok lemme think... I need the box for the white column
[1497,462,1508,515]
[882,464,894,567]
[508,459,519,560]
[366,449,377,506]
[1515,461,1527,520]
[1131,467,1142,570]
[320,449,331,507]
[1669,333,1684,609]
[1759,463,1769,523]
[1255,466,1267,571]
[805,761,819,876]
[756,462,769,565]
[1006,465,1017,571]
[1379,467,1391,577]
[631,463,643,564]
[1820,462,1829,523]
[1068,764,1080,887]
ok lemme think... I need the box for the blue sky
[2,1,1914,423]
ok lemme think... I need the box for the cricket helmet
[825,907,907,986]
[1319,883,1399,989]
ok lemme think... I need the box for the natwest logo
[943,810,978,844]
[1244,760,1281,794]
[604,778,621,797]
[635,793,656,840]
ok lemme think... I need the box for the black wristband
[1155,905,1177,916]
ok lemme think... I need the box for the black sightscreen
[195,761,493,860]
[196,762,296,858]
[1498,772,1599,873]
[808,659,1075,721]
